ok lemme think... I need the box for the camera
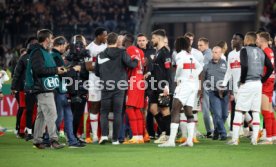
[66,40,90,63]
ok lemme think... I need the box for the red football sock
[126,107,138,136]
[271,113,276,137]
[262,110,273,138]
[60,120,65,132]
[135,108,144,136]
[20,109,27,134]
[86,114,91,138]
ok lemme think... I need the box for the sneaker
[17,133,25,139]
[0,127,7,132]
[92,137,99,143]
[0,131,5,137]
[25,134,33,141]
[205,132,212,138]
[258,140,273,145]
[251,140,258,145]
[179,142,193,147]
[51,141,65,149]
[138,139,145,144]
[158,141,175,147]
[227,140,239,145]
[112,141,120,145]
[99,136,108,145]
[154,132,168,144]
[69,142,86,148]
[123,138,139,144]
[220,136,227,141]
[33,143,47,149]
[85,137,93,144]
[143,133,150,143]
[193,137,200,143]
[176,137,187,143]
[227,131,233,138]
[78,138,87,145]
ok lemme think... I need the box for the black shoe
[78,138,87,145]
[25,134,33,141]
[69,142,86,148]
[205,132,212,138]
[212,133,219,140]
[220,136,227,141]
[33,143,46,149]
[51,141,65,149]
[17,133,25,139]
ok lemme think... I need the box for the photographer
[65,35,89,143]
[52,36,85,148]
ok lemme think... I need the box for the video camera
[66,39,90,63]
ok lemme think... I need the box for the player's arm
[122,51,138,68]
[239,48,248,84]
[262,53,274,83]
[222,58,232,87]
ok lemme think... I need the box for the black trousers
[100,90,125,141]
[25,92,37,130]
[71,96,86,139]
[15,92,24,132]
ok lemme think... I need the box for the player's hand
[163,86,169,96]
[11,90,17,95]
[230,94,235,101]
[0,93,4,100]
[73,65,81,72]
[218,90,224,99]
[57,67,67,74]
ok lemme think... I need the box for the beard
[152,41,158,47]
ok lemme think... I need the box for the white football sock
[27,128,32,135]
[180,113,187,138]
[252,112,260,142]
[168,123,179,143]
[232,111,243,141]
[90,113,98,139]
[187,122,195,144]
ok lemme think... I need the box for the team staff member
[95,32,138,145]
[228,32,273,145]
[203,46,228,141]
[30,29,66,149]
[149,29,173,144]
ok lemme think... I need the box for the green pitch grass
[0,114,276,167]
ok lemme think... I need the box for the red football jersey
[126,46,145,81]
[262,47,275,95]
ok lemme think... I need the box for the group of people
[9,26,276,149]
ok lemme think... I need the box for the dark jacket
[31,44,58,94]
[95,47,138,92]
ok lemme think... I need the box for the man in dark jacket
[11,37,38,140]
[95,32,138,144]
[30,29,66,149]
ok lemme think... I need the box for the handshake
[57,65,81,74]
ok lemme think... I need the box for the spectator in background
[217,41,228,61]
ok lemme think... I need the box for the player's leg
[179,105,194,147]
[89,101,101,142]
[124,106,138,144]
[259,94,273,144]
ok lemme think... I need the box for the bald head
[212,46,222,61]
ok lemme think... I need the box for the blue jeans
[209,91,229,137]
[55,93,78,145]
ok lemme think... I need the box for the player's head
[197,37,209,52]
[212,46,222,60]
[184,32,195,45]
[37,29,53,50]
[216,41,228,54]
[136,33,148,49]
[231,33,244,50]
[123,33,134,48]
[244,32,257,46]
[151,29,166,47]
[256,31,270,48]
[94,27,108,44]
[117,35,125,49]
[107,32,118,46]
[53,36,68,54]
[174,36,191,53]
